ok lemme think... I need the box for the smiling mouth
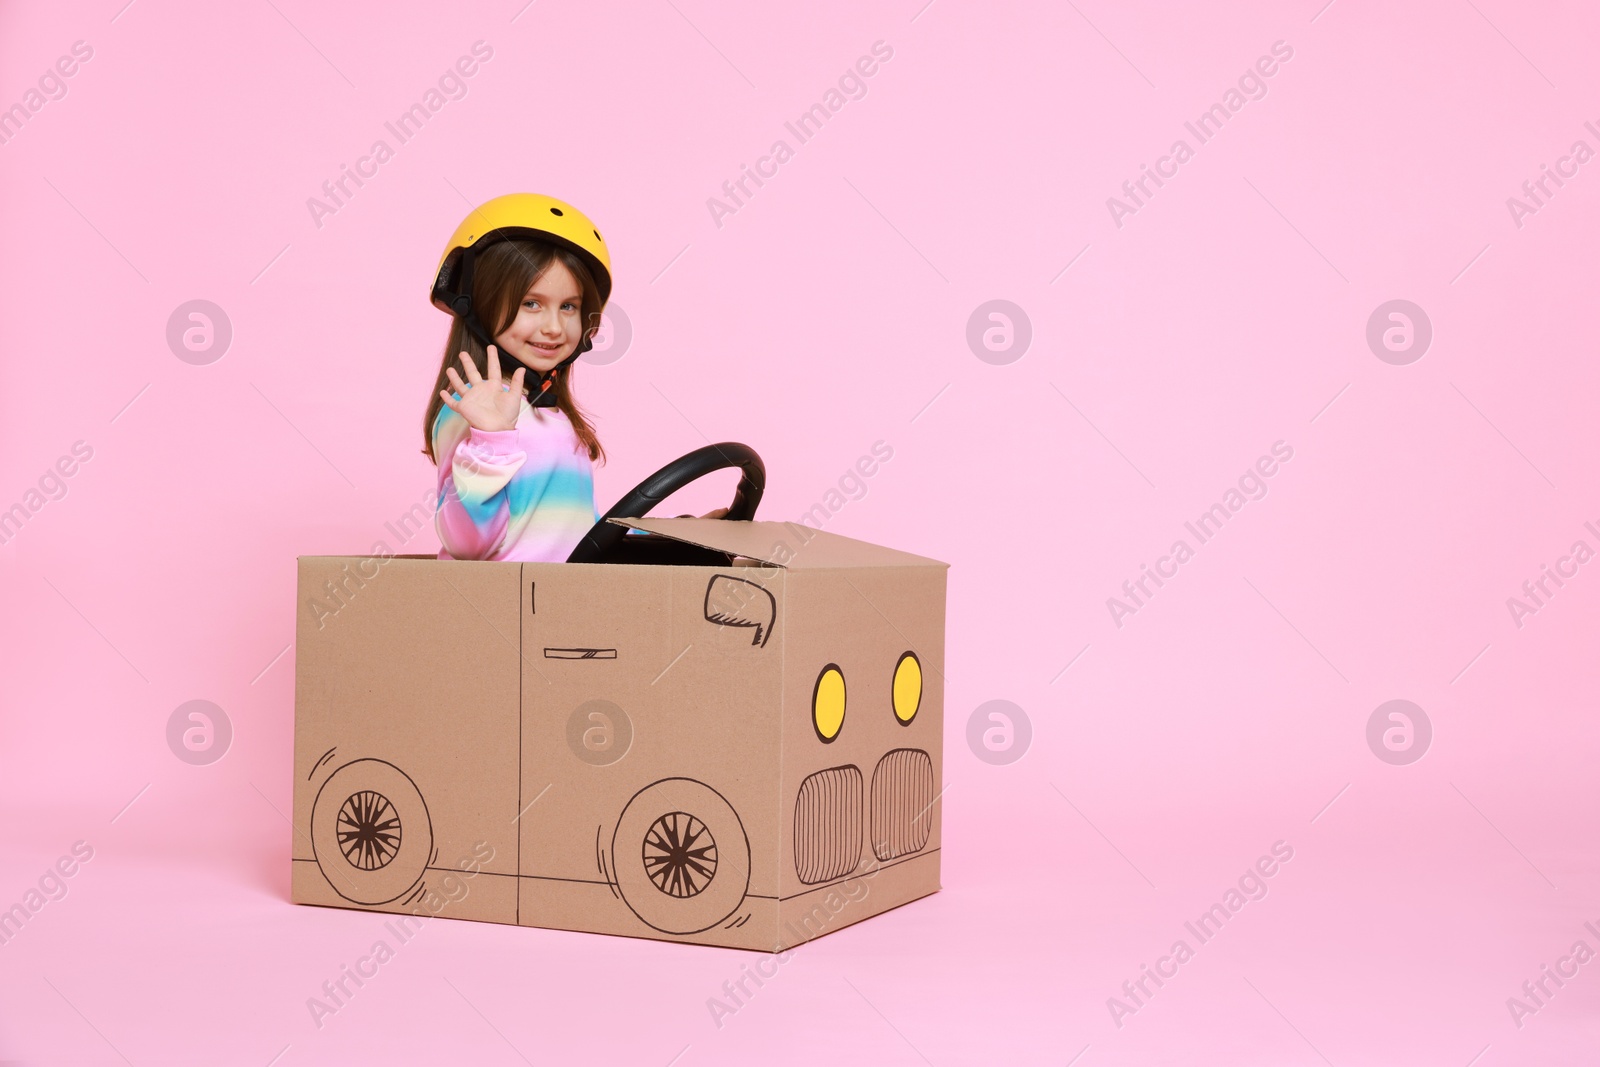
[527,341,562,353]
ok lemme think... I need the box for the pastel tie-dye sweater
[432,389,601,562]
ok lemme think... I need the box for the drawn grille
[870,749,934,861]
[793,765,863,884]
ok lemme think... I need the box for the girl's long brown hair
[421,238,607,465]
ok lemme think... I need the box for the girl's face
[495,258,585,375]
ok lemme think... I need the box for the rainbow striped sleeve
[432,392,600,562]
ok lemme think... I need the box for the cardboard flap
[608,518,949,570]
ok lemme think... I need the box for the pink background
[3,0,1599,1062]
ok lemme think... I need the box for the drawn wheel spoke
[642,812,717,898]
[337,790,402,871]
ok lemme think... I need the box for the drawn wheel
[613,778,749,935]
[311,759,433,906]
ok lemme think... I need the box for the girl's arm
[433,404,526,560]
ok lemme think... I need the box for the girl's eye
[562,302,577,311]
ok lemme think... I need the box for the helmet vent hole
[593,229,603,241]
[549,207,564,216]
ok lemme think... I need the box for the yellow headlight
[812,664,846,742]
[893,651,922,724]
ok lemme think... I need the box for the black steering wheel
[566,442,765,564]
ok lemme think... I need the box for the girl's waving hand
[440,345,525,432]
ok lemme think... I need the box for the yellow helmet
[430,191,612,315]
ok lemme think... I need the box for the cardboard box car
[291,517,949,951]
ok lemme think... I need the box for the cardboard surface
[292,522,949,949]
[612,517,949,569]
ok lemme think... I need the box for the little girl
[422,192,720,562]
